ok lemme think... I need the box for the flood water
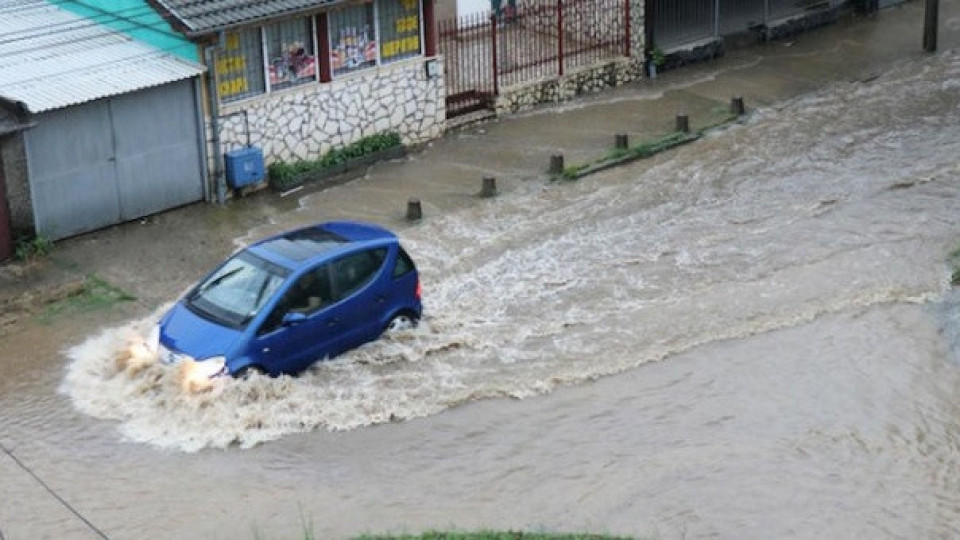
[5,38,960,540]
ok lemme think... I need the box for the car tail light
[416,278,422,299]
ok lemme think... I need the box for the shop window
[378,0,422,64]
[328,3,377,75]
[215,28,266,103]
[328,3,378,76]
[265,18,317,90]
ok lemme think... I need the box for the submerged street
[4,4,960,538]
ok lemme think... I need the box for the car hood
[160,302,243,361]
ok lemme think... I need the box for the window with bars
[328,3,377,76]
[215,28,266,103]
[265,18,317,90]
[378,0,422,64]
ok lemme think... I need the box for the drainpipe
[204,45,227,204]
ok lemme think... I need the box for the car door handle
[327,318,340,327]
[376,295,386,303]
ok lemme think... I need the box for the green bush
[268,131,403,190]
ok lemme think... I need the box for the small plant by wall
[268,132,404,192]
[14,233,53,261]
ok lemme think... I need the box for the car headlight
[180,356,228,393]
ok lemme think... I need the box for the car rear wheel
[385,313,417,333]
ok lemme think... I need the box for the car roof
[246,221,397,269]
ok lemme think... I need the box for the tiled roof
[151,0,336,36]
[0,1,205,113]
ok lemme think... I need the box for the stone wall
[494,56,642,114]
[217,58,445,165]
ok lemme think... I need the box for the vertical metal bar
[644,0,654,55]
[763,0,769,27]
[924,0,939,52]
[624,0,631,57]
[491,13,499,95]
[558,0,564,76]
[714,0,720,39]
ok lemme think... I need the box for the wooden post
[924,0,938,52]
[615,133,629,149]
[675,113,689,133]
[317,13,332,83]
[423,0,437,56]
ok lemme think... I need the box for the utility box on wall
[224,146,265,190]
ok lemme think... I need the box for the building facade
[149,0,446,197]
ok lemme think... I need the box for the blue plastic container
[224,146,265,189]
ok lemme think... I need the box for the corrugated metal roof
[0,1,205,113]
[152,0,336,36]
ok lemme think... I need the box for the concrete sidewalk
[1,1,957,331]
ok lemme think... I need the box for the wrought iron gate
[439,13,497,118]
[439,0,629,119]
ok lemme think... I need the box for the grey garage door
[25,79,204,240]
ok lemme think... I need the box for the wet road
[6,6,960,539]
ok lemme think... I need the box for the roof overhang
[0,2,206,114]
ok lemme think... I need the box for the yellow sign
[217,31,251,99]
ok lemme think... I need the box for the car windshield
[186,251,290,328]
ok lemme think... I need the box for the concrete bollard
[481,176,497,198]
[731,96,746,116]
[549,154,565,175]
[406,198,422,221]
[615,133,629,150]
[675,113,690,134]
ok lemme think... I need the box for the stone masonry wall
[217,58,445,165]
[494,56,642,114]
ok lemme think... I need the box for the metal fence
[439,0,628,117]
[650,0,833,49]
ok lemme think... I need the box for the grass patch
[554,111,743,182]
[37,274,135,323]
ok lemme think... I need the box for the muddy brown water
[5,36,960,540]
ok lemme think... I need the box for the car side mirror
[282,312,307,326]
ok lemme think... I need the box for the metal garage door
[26,79,204,240]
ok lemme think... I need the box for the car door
[330,248,389,351]
[250,263,337,374]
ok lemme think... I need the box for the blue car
[151,221,422,380]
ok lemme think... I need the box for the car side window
[258,264,331,335]
[333,249,387,300]
[393,247,415,278]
